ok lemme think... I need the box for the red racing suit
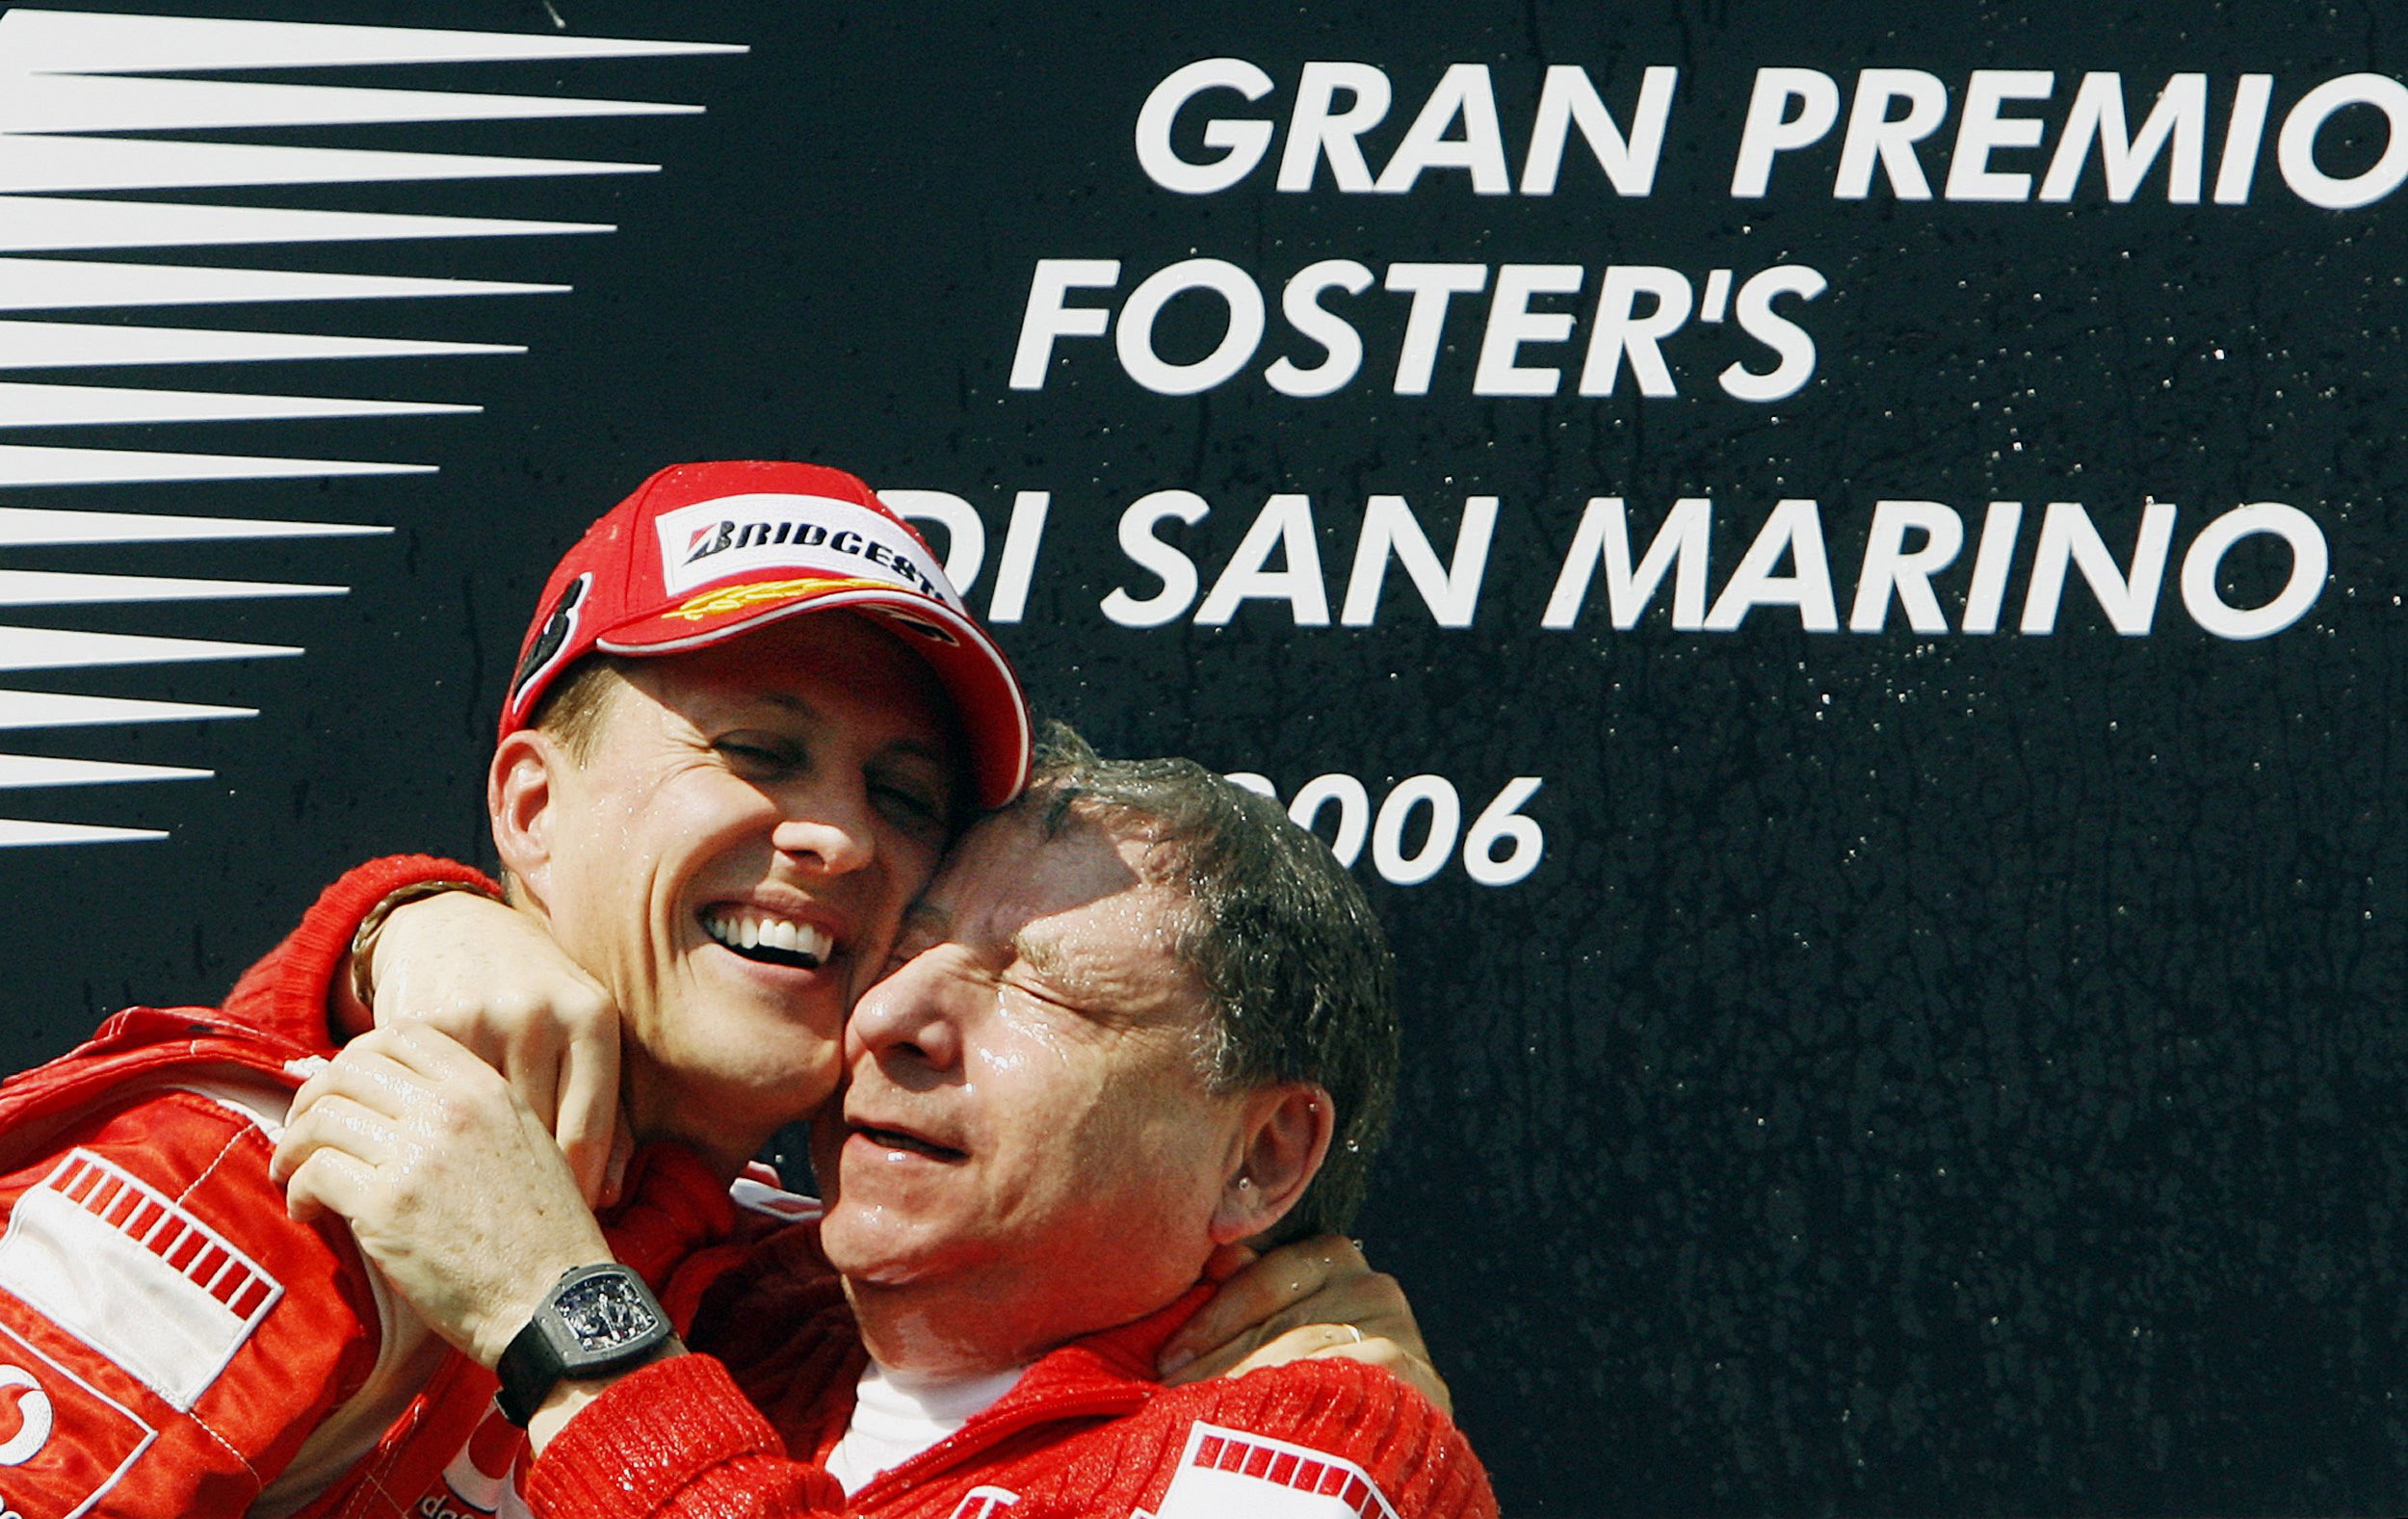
[0,856,759,1519]
[527,1223,1500,1519]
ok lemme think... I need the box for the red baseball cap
[501,460,1032,810]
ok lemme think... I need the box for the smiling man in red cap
[0,460,1027,1518]
[453,459,1033,1181]
[0,461,1412,1519]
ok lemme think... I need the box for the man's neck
[838,1261,1195,1381]
[622,1053,772,1182]
[507,886,785,1183]
[842,1275,1059,1380]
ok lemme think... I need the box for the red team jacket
[0,855,752,1519]
[0,855,1495,1519]
[531,1224,1498,1519]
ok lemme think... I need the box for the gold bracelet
[348,879,494,1010]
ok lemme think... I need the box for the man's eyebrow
[1009,927,1062,981]
[1009,927,1111,1008]
[741,692,821,720]
[879,735,955,773]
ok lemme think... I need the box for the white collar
[824,1358,1027,1494]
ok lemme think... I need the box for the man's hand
[348,890,629,1207]
[1157,1236,1452,1416]
[272,1023,615,1370]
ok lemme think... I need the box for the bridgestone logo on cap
[651,494,958,608]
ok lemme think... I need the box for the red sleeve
[527,1353,848,1519]
[528,1350,1499,1519]
[220,855,500,1051]
[0,1089,384,1517]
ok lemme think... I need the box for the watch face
[556,1272,661,1351]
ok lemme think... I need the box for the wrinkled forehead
[924,807,1198,979]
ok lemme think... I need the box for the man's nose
[846,955,961,1073]
[769,783,877,875]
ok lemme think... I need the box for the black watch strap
[494,1264,674,1427]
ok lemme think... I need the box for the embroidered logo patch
[0,1150,282,1409]
[945,1487,1019,1519]
[1137,1422,1400,1519]
[0,1322,156,1519]
[651,494,954,604]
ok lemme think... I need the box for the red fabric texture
[531,1226,1499,1519]
[0,854,750,1519]
[0,1011,381,1517]
[0,855,465,1513]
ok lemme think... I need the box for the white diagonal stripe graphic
[0,691,251,728]
[0,321,519,369]
[0,568,338,605]
[0,257,564,311]
[0,626,299,671]
[0,754,208,787]
[0,10,741,845]
[0,196,609,253]
[0,136,653,194]
[0,10,745,73]
[0,382,471,428]
[0,444,427,486]
[0,506,382,545]
[0,75,700,134]
[0,818,164,846]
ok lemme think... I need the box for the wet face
[496,613,956,1168]
[814,808,1260,1364]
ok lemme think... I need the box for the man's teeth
[703,909,833,967]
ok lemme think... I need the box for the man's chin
[819,1209,962,1287]
[677,952,849,1038]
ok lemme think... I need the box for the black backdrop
[2,2,2404,1512]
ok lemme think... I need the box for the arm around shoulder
[219,854,500,1048]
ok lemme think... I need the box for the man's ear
[1211,1082,1336,1245]
[488,729,563,904]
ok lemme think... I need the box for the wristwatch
[494,1264,674,1426]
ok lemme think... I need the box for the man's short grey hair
[1018,722,1399,1245]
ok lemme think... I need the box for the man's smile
[701,904,835,969]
